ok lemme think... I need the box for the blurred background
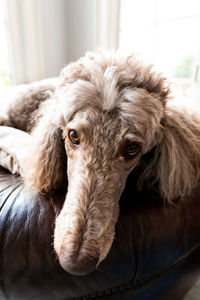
[0,0,200,106]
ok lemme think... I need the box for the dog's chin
[57,251,100,276]
[54,227,115,276]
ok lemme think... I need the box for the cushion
[0,126,30,175]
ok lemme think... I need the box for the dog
[1,50,200,276]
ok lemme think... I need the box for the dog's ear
[23,99,67,193]
[138,107,200,203]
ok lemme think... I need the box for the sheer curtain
[5,0,119,85]
[0,0,13,91]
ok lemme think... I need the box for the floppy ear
[138,107,200,203]
[23,99,67,193]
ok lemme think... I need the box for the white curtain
[7,0,120,85]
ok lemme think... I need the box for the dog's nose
[58,253,99,276]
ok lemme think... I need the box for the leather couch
[0,165,200,300]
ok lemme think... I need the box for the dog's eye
[68,130,79,145]
[126,143,141,158]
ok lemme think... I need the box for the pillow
[0,126,30,176]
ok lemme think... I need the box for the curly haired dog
[1,51,200,276]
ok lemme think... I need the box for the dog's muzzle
[54,163,123,276]
[57,246,100,276]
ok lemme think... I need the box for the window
[118,0,200,105]
[0,0,13,91]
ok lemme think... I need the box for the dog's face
[53,52,168,275]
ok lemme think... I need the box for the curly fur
[1,50,200,276]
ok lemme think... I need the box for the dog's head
[26,51,200,275]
